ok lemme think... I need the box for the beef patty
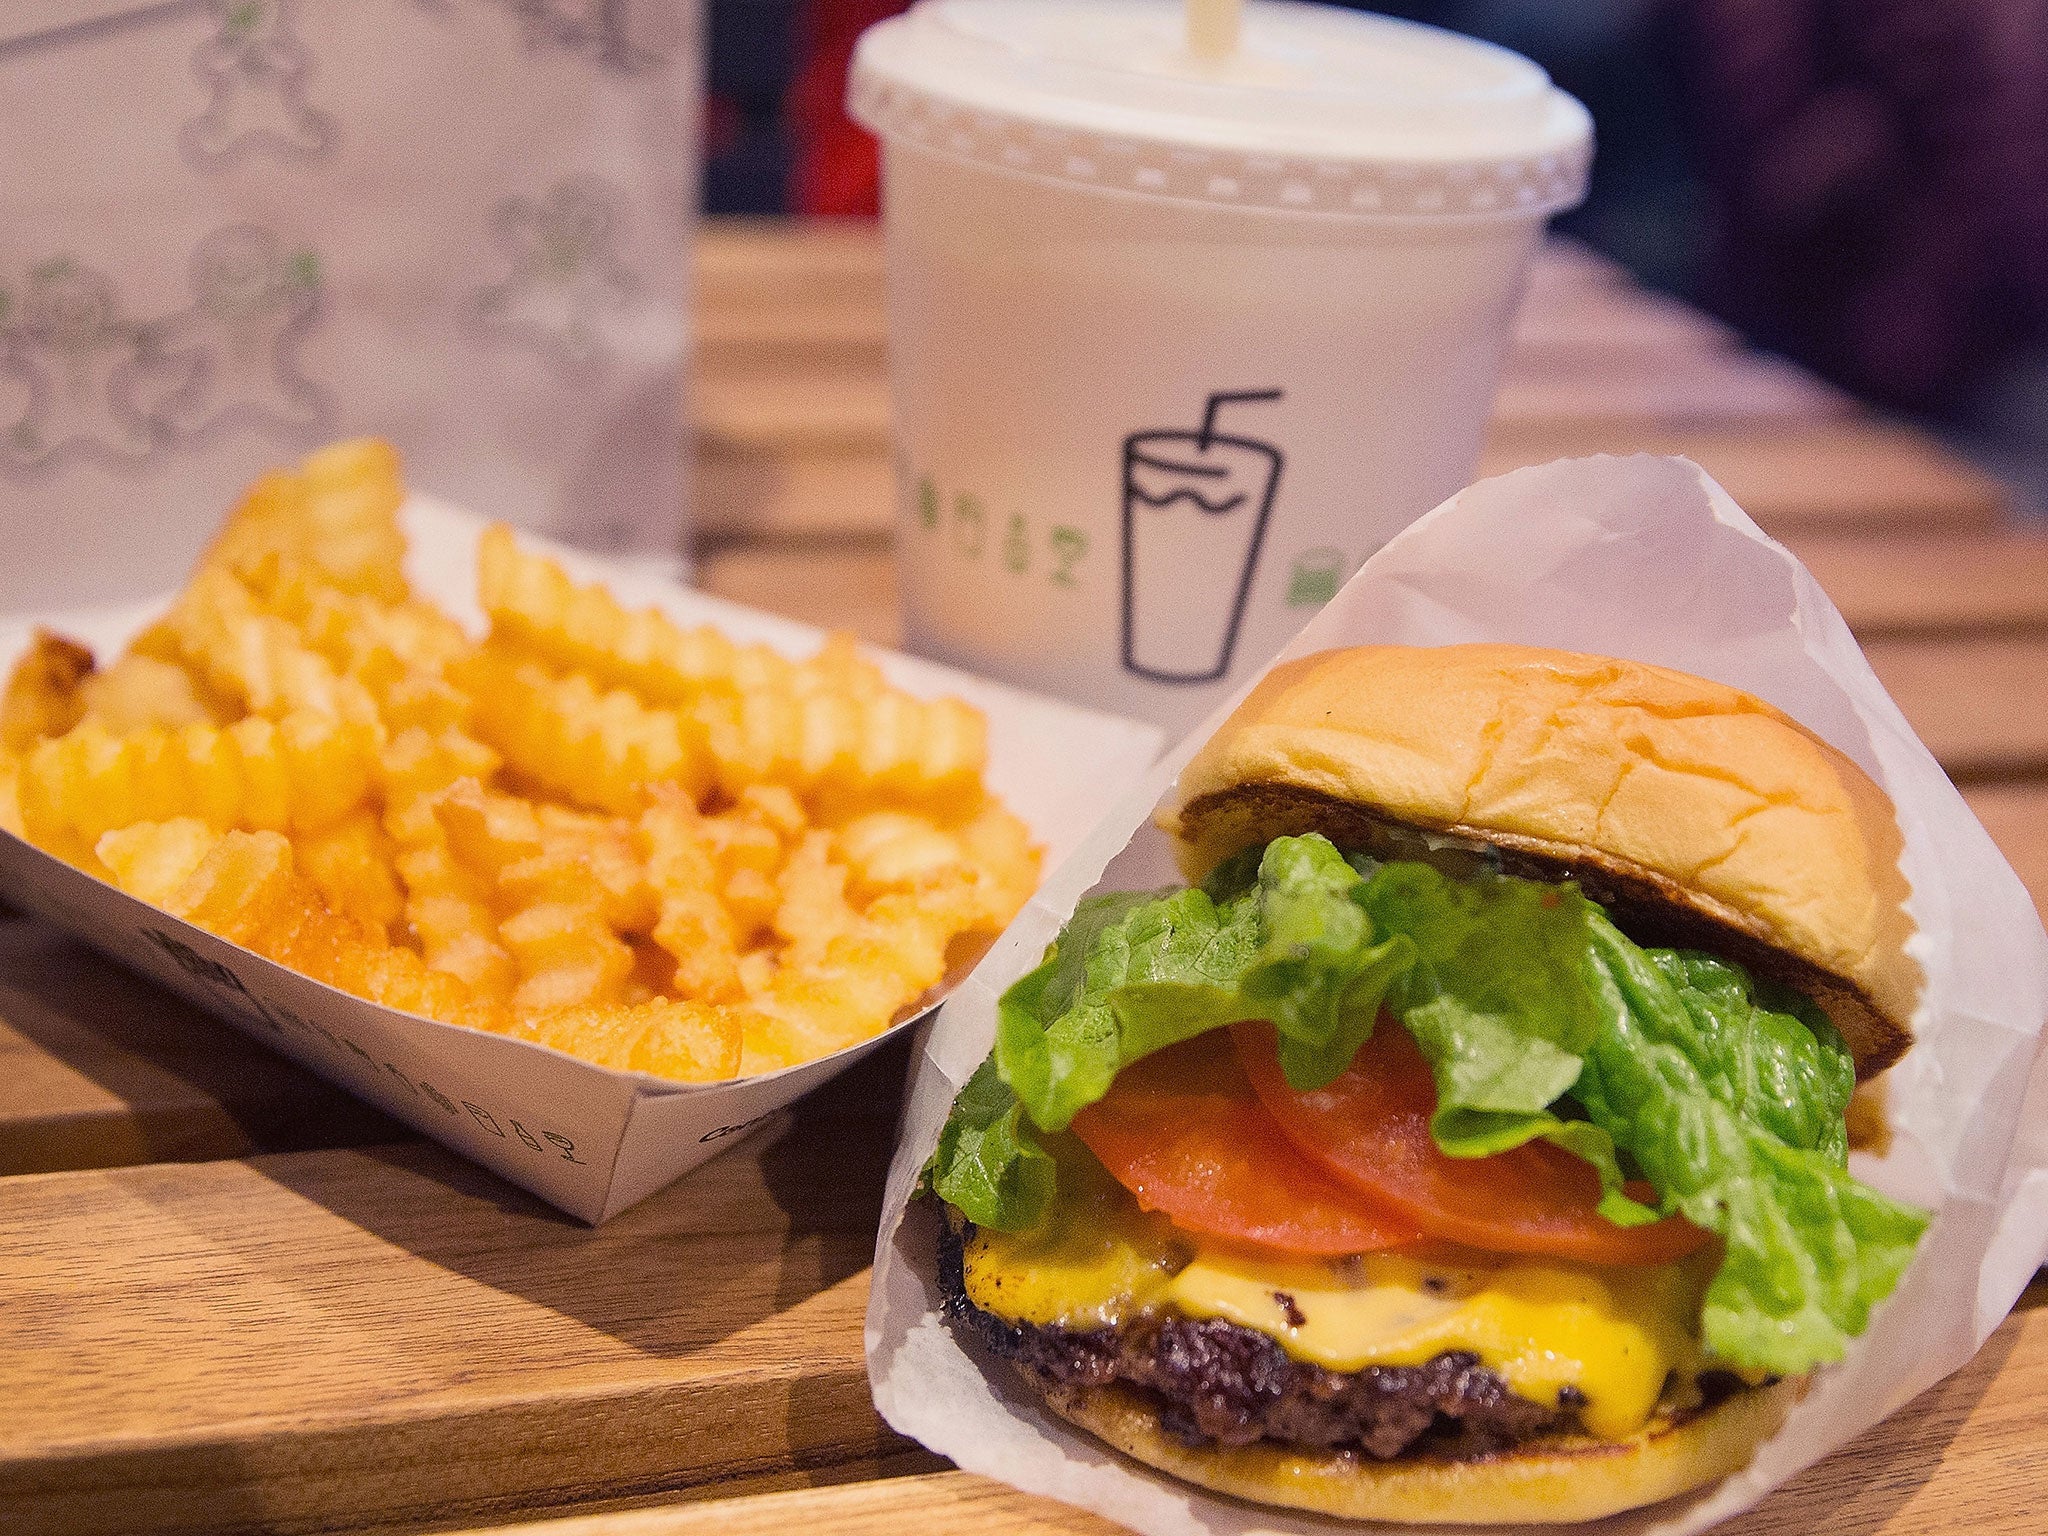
[938,1221,1583,1461]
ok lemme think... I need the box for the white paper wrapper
[866,454,2048,1535]
[0,495,1163,1223]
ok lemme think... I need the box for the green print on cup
[1287,547,1345,608]
[953,492,985,556]
[1049,525,1087,586]
[1003,513,1029,573]
[910,470,1092,586]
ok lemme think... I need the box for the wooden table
[3,220,2045,1536]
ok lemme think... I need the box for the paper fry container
[866,454,2048,1535]
[0,497,1163,1223]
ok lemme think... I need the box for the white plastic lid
[851,0,1592,218]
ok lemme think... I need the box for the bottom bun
[1044,1378,1802,1526]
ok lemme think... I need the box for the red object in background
[789,0,908,216]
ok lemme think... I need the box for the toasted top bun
[1048,1377,1800,1525]
[1164,644,1918,1074]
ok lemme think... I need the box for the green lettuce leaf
[1643,949,1857,1163]
[995,885,1263,1133]
[1349,859,1655,1219]
[1229,833,1416,1089]
[934,834,1927,1371]
[927,1057,1055,1231]
[1573,914,1927,1374]
[993,837,1640,1186]
[995,836,1423,1137]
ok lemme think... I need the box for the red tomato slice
[1234,1022,1711,1268]
[1071,1032,1422,1257]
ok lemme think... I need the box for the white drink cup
[853,0,1591,736]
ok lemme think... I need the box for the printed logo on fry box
[0,497,1163,1223]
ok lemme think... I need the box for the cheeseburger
[924,645,1928,1524]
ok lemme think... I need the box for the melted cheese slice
[962,1147,1711,1443]
[959,1139,1187,1327]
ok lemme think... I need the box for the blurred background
[706,0,2048,514]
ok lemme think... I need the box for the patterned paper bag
[0,0,697,612]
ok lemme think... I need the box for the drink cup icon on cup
[1121,389,1283,684]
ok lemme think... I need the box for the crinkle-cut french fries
[455,646,715,813]
[163,566,385,726]
[507,998,741,1083]
[297,809,407,937]
[0,761,25,841]
[3,440,1041,1084]
[76,654,228,734]
[737,873,992,1076]
[1,630,94,752]
[478,523,989,802]
[479,521,753,703]
[21,712,381,845]
[638,788,747,1003]
[207,438,411,605]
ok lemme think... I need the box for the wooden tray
[0,224,2040,1536]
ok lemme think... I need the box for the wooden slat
[692,222,886,371]
[459,1282,2048,1536]
[696,543,900,647]
[696,370,890,455]
[1490,350,1851,426]
[697,305,887,371]
[1863,636,2048,781]
[0,1040,933,1536]
[1512,286,1737,360]
[1964,784,2048,921]
[0,919,400,1174]
[693,445,897,543]
[1785,530,2048,637]
[695,220,885,297]
[691,244,1732,378]
[1479,421,2006,532]
[466,1472,1122,1536]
